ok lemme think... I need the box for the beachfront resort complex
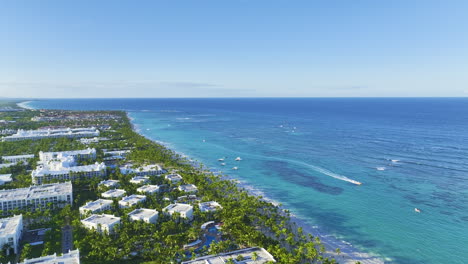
[0,107,288,264]
[1,127,99,142]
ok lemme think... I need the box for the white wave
[376,167,386,171]
[391,159,399,163]
[17,101,35,109]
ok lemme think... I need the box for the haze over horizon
[1,0,468,98]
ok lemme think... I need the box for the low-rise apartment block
[0,214,23,254]
[118,195,146,208]
[128,208,158,224]
[81,214,121,234]
[163,203,194,220]
[101,189,126,199]
[79,199,113,215]
[165,173,183,183]
[137,185,160,194]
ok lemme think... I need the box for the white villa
[0,182,72,213]
[81,214,121,234]
[0,215,23,254]
[199,201,223,213]
[128,208,158,224]
[20,249,80,264]
[182,247,276,264]
[163,203,194,220]
[1,154,34,164]
[129,176,150,185]
[118,194,146,208]
[137,184,160,194]
[165,173,183,183]
[98,179,119,188]
[79,199,113,215]
[0,174,12,185]
[101,189,126,199]
[2,127,99,142]
[120,164,164,176]
[178,184,198,193]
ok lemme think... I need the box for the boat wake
[294,160,362,185]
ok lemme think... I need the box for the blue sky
[1,0,467,98]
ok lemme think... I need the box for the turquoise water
[26,98,468,264]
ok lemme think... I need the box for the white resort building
[118,194,146,208]
[32,149,106,184]
[39,148,96,163]
[120,164,164,176]
[32,161,106,184]
[128,208,158,224]
[181,247,276,264]
[79,199,113,215]
[1,154,34,164]
[80,137,100,145]
[98,179,119,189]
[0,174,12,185]
[130,176,150,185]
[0,214,23,254]
[20,249,80,264]
[178,184,198,193]
[81,214,121,234]
[137,184,160,194]
[163,203,194,220]
[199,201,223,213]
[101,189,126,199]
[103,150,130,160]
[165,173,183,183]
[0,182,73,212]
[1,127,99,142]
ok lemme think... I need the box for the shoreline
[127,111,386,264]
[20,100,386,264]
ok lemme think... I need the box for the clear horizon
[1,1,468,98]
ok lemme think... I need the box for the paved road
[61,225,73,253]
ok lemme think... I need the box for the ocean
[25,98,468,264]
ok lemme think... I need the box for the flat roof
[199,201,222,212]
[182,247,276,264]
[40,148,95,157]
[81,199,113,211]
[179,184,198,192]
[0,182,72,201]
[0,174,12,182]
[101,189,126,197]
[21,249,80,264]
[164,203,193,213]
[137,185,160,192]
[120,194,146,203]
[82,214,120,225]
[128,208,158,219]
[2,154,35,159]
[165,173,183,180]
[99,179,119,186]
[0,215,22,237]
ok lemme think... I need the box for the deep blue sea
[25,98,468,264]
